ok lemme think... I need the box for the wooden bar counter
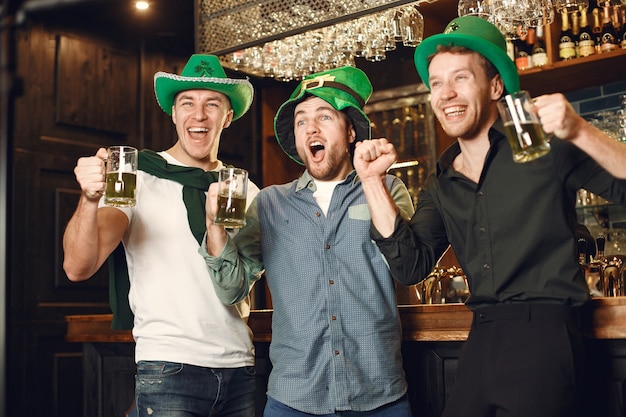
[66,296,626,343]
[65,297,626,417]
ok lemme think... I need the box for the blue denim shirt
[201,170,414,414]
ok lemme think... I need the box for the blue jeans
[135,361,256,417]
[263,395,412,417]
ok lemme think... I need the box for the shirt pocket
[348,204,371,221]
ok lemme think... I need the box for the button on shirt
[373,126,626,309]
[201,170,414,414]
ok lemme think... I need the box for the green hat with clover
[274,66,373,165]
[154,54,254,121]
[414,16,520,94]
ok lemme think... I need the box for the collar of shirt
[437,122,507,178]
[295,170,359,192]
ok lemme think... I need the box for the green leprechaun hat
[154,54,254,121]
[414,16,520,94]
[274,66,373,165]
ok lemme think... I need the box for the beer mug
[214,168,248,228]
[497,90,551,163]
[104,146,138,207]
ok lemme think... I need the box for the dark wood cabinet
[67,300,626,417]
[83,343,136,417]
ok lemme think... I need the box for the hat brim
[154,74,254,121]
[274,92,371,165]
[414,32,520,94]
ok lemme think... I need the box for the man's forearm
[360,175,400,238]
[571,122,626,180]
[62,196,102,281]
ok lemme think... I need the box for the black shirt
[373,125,626,309]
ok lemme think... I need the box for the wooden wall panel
[8,23,148,417]
[260,82,302,187]
[55,35,138,135]
[12,149,110,308]
[140,54,182,152]
[83,343,135,417]
[13,26,134,155]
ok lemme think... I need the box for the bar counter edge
[65,296,626,343]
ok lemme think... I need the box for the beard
[304,148,353,182]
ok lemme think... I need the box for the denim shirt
[201,170,414,414]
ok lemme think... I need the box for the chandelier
[196,0,427,81]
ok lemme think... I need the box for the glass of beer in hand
[104,146,138,207]
[214,167,248,228]
[497,90,551,163]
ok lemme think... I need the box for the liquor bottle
[405,168,419,210]
[592,7,603,53]
[571,10,581,57]
[600,2,617,53]
[578,8,597,57]
[532,25,549,67]
[621,8,626,49]
[559,10,577,60]
[506,37,515,61]
[578,237,588,266]
[595,234,608,295]
[514,29,532,70]
[597,234,606,260]
[586,235,606,296]
[612,5,621,36]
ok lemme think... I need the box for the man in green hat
[353,15,626,417]
[201,66,415,416]
[62,54,260,417]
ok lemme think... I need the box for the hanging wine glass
[390,7,405,43]
[458,0,492,18]
[401,3,424,47]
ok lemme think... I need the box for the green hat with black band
[414,16,520,94]
[274,66,373,165]
[154,54,254,121]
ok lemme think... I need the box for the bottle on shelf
[405,168,419,210]
[532,25,549,66]
[578,7,597,57]
[572,9,581,57]
[592,7,603,53]
[611,4,621,37]
[514,28,533,70]
[506,37,515,61]
[559,10,578,60]
[600,1,618,53]
[597,234,606,261]
[578,237,588,266]
[587,234,606,297]
[621,8,626,49]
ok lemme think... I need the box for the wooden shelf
[520,49,626,95]
[518,10,626,96]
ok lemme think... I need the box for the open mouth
[188,127,209,139]
[444,106,466,117]
[309,141,325,158]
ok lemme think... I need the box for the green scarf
[108,149,219,330]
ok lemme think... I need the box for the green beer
[215,193,247,228]
[503,121,551,163]
[105,172,137,207]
